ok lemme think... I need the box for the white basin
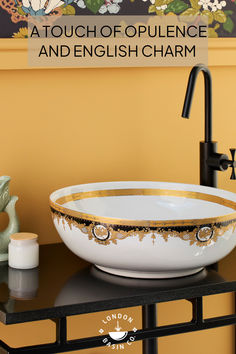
[50,181,236,279]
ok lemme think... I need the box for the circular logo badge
[92,225,110,241]
[196,226,214,242]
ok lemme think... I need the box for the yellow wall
[0,65,235,353]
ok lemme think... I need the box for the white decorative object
[50,181,236,279]
[8,233,39,270]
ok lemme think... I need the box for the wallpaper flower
[0,0,235,37]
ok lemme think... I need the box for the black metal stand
[1,295,236,353]
[142,304,157,354]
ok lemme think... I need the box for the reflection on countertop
[55,266,214,307]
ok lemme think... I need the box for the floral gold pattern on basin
[50,181,236,279]
[50,188,236,247]
[51,209,236,247]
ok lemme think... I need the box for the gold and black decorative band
[51,207,236,248]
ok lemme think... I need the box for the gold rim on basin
[50,188,236,247]
[50,188,236,227]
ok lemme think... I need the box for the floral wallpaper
[0,0,236,38]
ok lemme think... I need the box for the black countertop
[0,243,236,325]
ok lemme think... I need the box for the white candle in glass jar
[8,233,39,269]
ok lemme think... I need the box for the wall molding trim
[0,38,236,70]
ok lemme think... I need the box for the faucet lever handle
[229,148,236,180]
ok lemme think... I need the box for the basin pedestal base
[96,265,204,279]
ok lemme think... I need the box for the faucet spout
[182,64,212,143]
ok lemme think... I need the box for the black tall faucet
[182,64,236,188]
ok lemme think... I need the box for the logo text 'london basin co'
[98,312,137,350]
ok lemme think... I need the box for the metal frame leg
[142,304,157,354]
[192,297,203,325]
[56,317,67,345]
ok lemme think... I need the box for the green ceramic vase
[0,176,19,262]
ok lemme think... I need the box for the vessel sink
[50,181,236,279]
